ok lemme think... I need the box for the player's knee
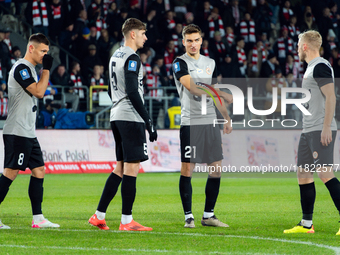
[181,163,192,177]
[31,166,45,178]
[3,168,19,181]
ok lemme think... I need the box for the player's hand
[43,54,54,71]
[321,127,332,146]
[223,120,232,134]
[146,119,158,142]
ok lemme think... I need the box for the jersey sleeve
[172,58,189,80]
[313,63,334,88]
[13,64,36,89]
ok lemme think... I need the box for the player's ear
[130,30,136,40]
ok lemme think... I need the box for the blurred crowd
[1,0,340,126]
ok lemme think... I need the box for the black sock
[97,173,122,213]
[121,175,136,215]
[179,175,192,215]
[204,177,221,214]
[299,182,315,220]
[0,175,13,204]
[28,176,44,215]
[325,178,340,213]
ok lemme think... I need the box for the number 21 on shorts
[185,146,196,158]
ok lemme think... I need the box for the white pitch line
[0,244,276,255]
[8,227,340,255]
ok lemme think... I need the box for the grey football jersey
[172,54,216,126]
[302,57,337,133]
[3,59,38,138]
[109,46,144,123]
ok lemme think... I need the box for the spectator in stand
[280,0,294,26]
[170,23,184,54]
[49,0,67,42]
[140,50,152,77]
[73,27,91,62]
[285,52,299,78]
[69,61,86,111]
[153,55,170,86]
[260,51,279,78]
[317,7,335,49]
[0,27,11,82]
[273,26,294,75]
[239,12,256,54]
[106,2,120,38]
[73,9,88,39]
[184,12,195,26]
[261,32,271,51]
[112,8,128,42]
[164,40,176,77]
[59,22,78,65]
[248,40,267,78]
[208,7,225,39]
[300,11,318,33]
[10,46,22,67]
[88,0,105,25]
[252,0,272,37]
[127,1,141,19]
[98,28,116,69]
[223,26,235,49]
[210,31,228,71]
[161,10,176,34]
[330,47,340,77]
[326,29,338,61]
[82,44,102,84]
[267,0,280,26]
[265,67,287,119]
[146,65,166,128]
[51,64,79,112]
[66,0,86,25]
[89,25,98,45]
[329,1,340,39]
[223,0,245,29]
[25,0,51,36]
[3,29,11,54]
[148,0,166,22]
[233,36,248,80]
[198,1,213,36]
[143,8,159,52]
[288,15,300,45]
[200,39,212,58]
[90,64,108,101]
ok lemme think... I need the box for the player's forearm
[35,70,50,98]
[323,94,336,128]
[215,97,230,121]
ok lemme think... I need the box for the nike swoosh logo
[189,69,195,72]
[314,159,319,163]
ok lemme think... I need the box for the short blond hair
[298,30,322,51]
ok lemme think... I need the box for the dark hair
[29,33,50,46]
[121,18,146,36]
[182,24,202,38]
[70,61,79,70]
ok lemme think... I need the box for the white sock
[95,210,105,220]
[33,214,44,223]
[121,214,133,224]
[301,219,313,227]
[203,212,214,218]
[185,214,194,220]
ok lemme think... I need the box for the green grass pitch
[0,172,340,254]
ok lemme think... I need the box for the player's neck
[305,52,320,64]
[186,52,200,60]
[124,40,137,52]
[23,55,36,66]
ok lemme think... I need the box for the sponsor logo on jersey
[197,69,203,74]
[128,60,137,71]
[173,62,180,73]
[206,67,212,75]
[313,151,318,159]
[19,69,30,80]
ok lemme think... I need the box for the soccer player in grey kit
[0,33,59,229]
[284,30,340,235]
[173,24,233,228]
[89,18,157,231]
